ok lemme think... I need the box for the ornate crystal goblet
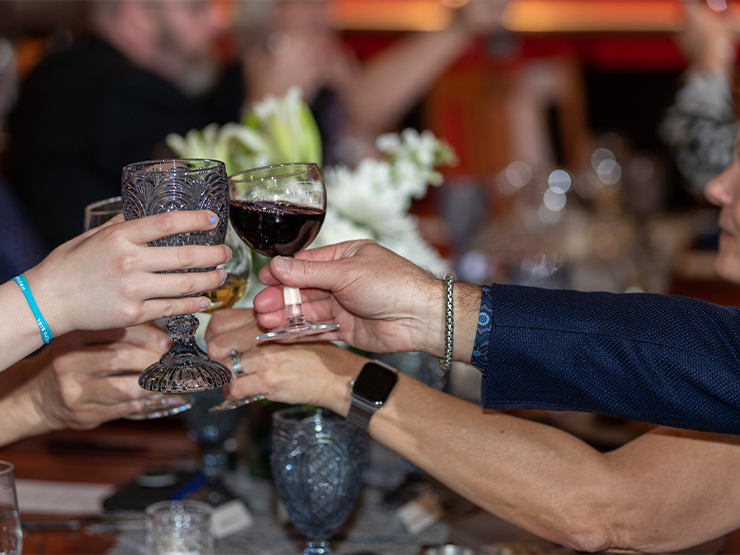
[271,406,367,555]
[121,159,231,393]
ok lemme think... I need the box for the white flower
[167,89,455,282]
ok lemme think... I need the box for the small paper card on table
[15,479,114,516]
[396,491,444,535]
[211,499,254,539]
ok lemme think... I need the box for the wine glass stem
[284,286,308,328]
[304,540,331,554]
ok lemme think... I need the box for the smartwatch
[346,360,398,430]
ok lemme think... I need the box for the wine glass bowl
[228,163,339,340]
[122,159,232,393]
[271,406,367,555]
[203,222,252,313]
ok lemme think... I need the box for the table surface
[5,381,740,554]
[0,418,198,554]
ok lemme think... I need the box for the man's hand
[254,240,447,356]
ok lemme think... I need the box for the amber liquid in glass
[204,272,250,313]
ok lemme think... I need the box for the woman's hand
[26,210,231,336]
[206,308,366,414]
[18,325,169,436]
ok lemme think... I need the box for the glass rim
[0,461,14,476]
[85,196,122,214]
[228,162,318,183]
[123,158,225,174]
[272,405,338,425]
[145,499,213,516]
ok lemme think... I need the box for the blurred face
[705,140,740,283]
[149,0,221,65]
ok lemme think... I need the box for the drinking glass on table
[271,406,367,555]
[122,159,231,393]
[145,500,213,555]
[0,462,21,555]
[83,197,194,419]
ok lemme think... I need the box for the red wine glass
[228,162,339,340]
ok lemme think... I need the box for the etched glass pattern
[145,500,213,555]
[271,406,367,555]
[122,159,231,393]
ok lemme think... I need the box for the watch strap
[346,395,378,430]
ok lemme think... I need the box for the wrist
[323,349,367,417]
[0,382,56,447]
[413,276,447,357]
[23,265,72,338]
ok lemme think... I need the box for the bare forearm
[346,23,472,135]
[362,375,740,552]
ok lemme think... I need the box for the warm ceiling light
[707,0,728,11]
[440,0,470,8]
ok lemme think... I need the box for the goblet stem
[139,315,232,393]
[304,540,331,554]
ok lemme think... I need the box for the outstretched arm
[205,313,740,554]
[0,211,230,370]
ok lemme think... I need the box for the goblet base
[124,394,194,420]
[208,395,266,414]
[139,351,232,393]
[257,322,339,341]
[304,540,331,554]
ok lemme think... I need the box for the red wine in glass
[229,200,325,258]
[228,163,339,341]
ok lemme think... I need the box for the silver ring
[228,349,244,376]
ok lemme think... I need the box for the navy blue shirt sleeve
[474,284,740,435]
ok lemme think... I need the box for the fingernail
[200,298,211,310]
[274,256,291,275]
[224,245,233,261]
[209,214,218,225]
[219,269,227,283]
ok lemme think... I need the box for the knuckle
[177,274,196,295]
[107,381,133,403]
[120,303,145,325]
[177,247,197,267]
[161,301,177,318]
[116,252,140,275]
[156,212,177,233]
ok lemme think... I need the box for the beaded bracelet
[13,274,53,344]
[438,274,454,372]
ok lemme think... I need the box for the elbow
[560,530,613,553]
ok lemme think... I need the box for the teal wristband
[13,274,53,344]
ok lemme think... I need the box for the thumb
[271,256,346,292]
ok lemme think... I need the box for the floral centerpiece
[166,86,456,294]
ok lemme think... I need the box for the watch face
[352,362,398,404]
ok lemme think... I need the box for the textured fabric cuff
[470,284,494,374]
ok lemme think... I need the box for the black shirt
[5,36,243,248]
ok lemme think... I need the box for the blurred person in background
[4,0,506,251]
[661,0,739,197]
[239,0,507,165]
[3,0,243,249]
